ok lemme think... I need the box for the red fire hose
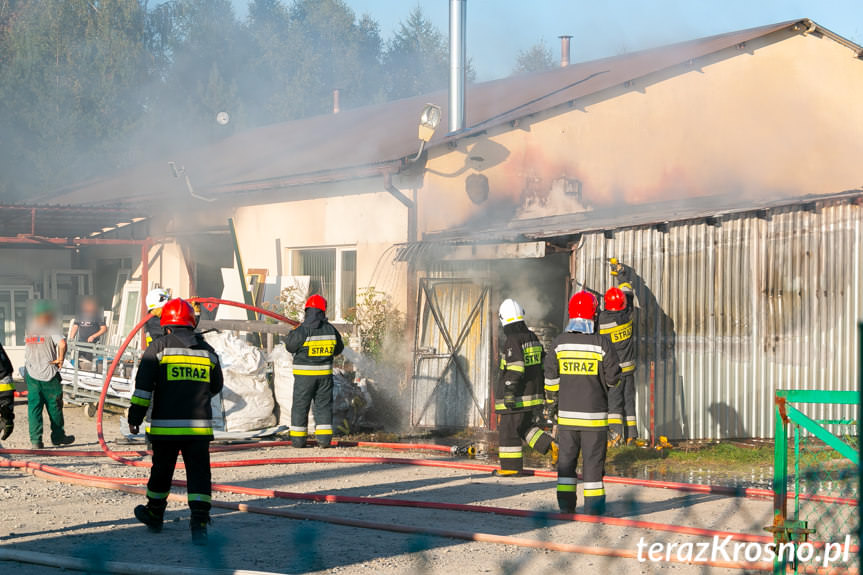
[3,458,855,574]
[0,298,856,572]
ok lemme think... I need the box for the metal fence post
[773,394,788,575]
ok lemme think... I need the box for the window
[0,287,34,347]
[290,247,357,321]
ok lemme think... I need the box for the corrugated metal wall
[572,199,862,439]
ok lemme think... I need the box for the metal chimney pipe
[332,89,340,114]
[449,0,467,133]
[559,35,572,67]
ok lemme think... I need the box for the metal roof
[405,190,863,251]
[44,19,847,207]
[0,204,148,246]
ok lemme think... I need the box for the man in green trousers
[25,300,74,449]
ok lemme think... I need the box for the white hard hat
[498,298,525,327]
[145,288,171,311]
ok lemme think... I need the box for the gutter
[800,19,863,59]
[204,161,404,197]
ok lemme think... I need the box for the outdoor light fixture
[411,103,442,161]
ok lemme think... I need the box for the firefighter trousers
[557,428,607,515]
[290,374,334,447]
[146,439,212,520]
[497,410,553,472]
[608,373,638,441]
[0,387,13,438]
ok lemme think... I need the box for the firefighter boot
[493,469,523,477]
[134,502,166,533]
[190,514,210,546]
[0,406,13,440]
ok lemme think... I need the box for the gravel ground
[0,402,787,574]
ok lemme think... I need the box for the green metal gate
[771,388,859,574]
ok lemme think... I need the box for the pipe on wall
[448,0,467,133]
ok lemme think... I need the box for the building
[35,18,863,438]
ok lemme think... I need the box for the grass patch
[607,442,774,476]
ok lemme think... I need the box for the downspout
[384,172,419,387]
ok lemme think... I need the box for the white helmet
[498,298,525,327]
[145,288,172,311]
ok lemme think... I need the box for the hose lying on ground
[2,459,789,574]
[0,548,284,575]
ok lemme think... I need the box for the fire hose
[1,458,854,575]
[0,298,856,573]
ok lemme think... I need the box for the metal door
[411,278,491,429]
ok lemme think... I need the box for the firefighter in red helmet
[285,294,344,448]
[545,291,621,515]
[128,298,224,545]
[600,259,638,444]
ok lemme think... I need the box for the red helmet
[568,291,598,320]
[160,298,196,328]
[305,294,327,312]
[604,287,627,312]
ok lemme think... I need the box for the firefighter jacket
[544,330,621,430]
[495,322,545,413]
[128,327,223,441]
[285,308,344,377]
[0,341,13,396]
[599,265,637,374]
[598,307,634,375]
[144,316,165,347]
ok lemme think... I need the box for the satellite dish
[216,112,230,125]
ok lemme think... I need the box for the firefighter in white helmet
[144,288,172,346]
[493,298,557,476]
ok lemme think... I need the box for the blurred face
[81,298,98,315]
[35,311,56,327]
[152,307,163,318]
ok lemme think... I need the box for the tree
[142,0,249,153]
[513,41,554,75]
[247,0,385,122]
[0,0,153,199]
[383,7,449,100]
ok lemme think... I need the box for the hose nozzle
[450,444,476,458]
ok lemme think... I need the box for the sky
[231,0,862,81]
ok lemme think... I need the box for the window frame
[288,245,357,322]
[0,285,35,348]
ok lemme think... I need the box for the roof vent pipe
[448,0,467,133]
[332,89,340,114]
[559,35,572,67]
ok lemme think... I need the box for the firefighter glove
[543,401,558,423]
[503,391,517,411]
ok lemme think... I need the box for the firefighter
[0,341,14,440]
[128,298,224,546]
[545,291,621,515]
[285,295,344,448]
[144,288,172,346]
[600,259,638,444]
[493,299,557,477]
